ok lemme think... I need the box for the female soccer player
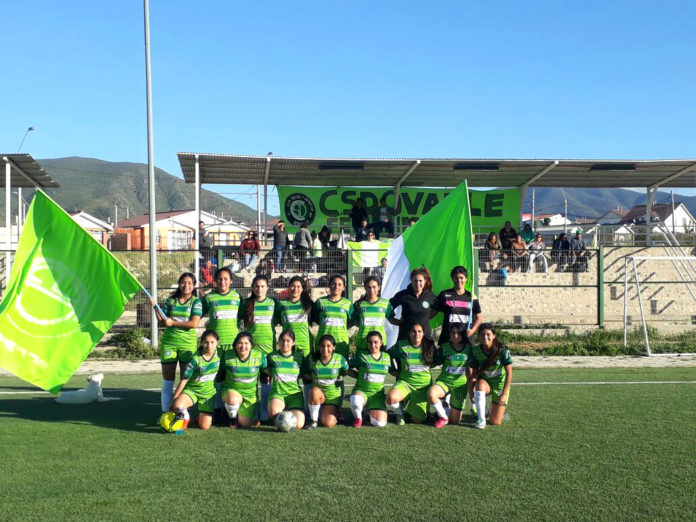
[275,276,313,357]
[386,322,435,425]
[304,335,349,429]
[428,323,471,428]
[170,329,220,430]
[468,323,513,429]
[239,275,277,422]
[266,330,306,429]
[202,267,241,350]
[153,272,202,414]
[351,276,393,353]
[347,331,391,428]
[219,331,267,428]
[433,266,482,346]
[388,268,437,341]
[312,275,353,360]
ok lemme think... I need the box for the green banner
[347,240,391,268]
[0,191,142,393]
[277,186,520,233]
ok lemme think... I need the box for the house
[522,213,572,227]
[115,210,250,250]
[595,209,629,225]
[619,203,696,234]
[69,211,113,245]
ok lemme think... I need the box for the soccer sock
[386,401,402,416]
[224,402,240,420]
[309,403,321,423]
[182,409,190,421]
[370,416,387,428]
[474,390,486,423]
[161,380,174,412]
[350,394,365,420]
[432,399,448,420]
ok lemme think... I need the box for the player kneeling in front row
[468,323,512,429]
[347,331,391,428]
[428,323,471,428]
[266,330,306,429]
[169,330,221,430]
[220,332,267,428]
[304,335,349,429]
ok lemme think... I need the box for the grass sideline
[1,368,695,520]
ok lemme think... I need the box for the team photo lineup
[154,264,511,433]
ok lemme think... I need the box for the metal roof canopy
[178,153,696,189]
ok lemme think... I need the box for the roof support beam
[648,163,696,190]
[4,156,41,188]
[520,162,559,225]
[393,160,420,210]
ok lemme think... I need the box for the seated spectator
[510,234,528,272]
[255,257,274,280]
[499,221,517,250]
[371,257,387,283]
[355,219,370,242]
[200,260,215,288]
[349,198,369,235]
[371,197,394,239]
[521,223,535,244]
[482,232,503,272]
[527,233,548,273]
[570,231,590,272]
[318,226,332,249]
[240,232,260,269]
[551,233,570,272]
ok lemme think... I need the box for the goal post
[623,255,696,356]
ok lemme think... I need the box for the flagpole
[144,0,158,347]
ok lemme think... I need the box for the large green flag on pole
[0,190,143,393]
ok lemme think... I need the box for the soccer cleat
[474,419,486,429]
[352,417,363,428]
[252,419,261,428]
[396,414,405,426]
[228,418,238,429]
[304,421,318,430]
[434,417,449,429]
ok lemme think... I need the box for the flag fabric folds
[0,191,142,393]
[381,181,475,345]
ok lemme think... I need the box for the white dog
[55,374,105,404]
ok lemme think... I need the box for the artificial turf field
[1,367,695,521]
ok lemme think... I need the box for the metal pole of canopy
[262,154,271,246]
[4,159,11,278]
[195,154,200,283]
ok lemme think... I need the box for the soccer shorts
[482,376,510,405]
[317,384,342,408]
[270,390,305,411]
[160,343,195,364]
[434,380,468,410]
[222,386,258,419]
[182,390,215,414]
[353,385,387,411]
[392,380,429,421]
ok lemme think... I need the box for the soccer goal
[623,255,696,356]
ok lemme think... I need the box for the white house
[595,209,629,225]
[619,203,696,234]
[70,211,113,244]
[522,213,572,227]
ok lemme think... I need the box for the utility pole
[256,185,261,239]
[114,204,118,227]
[561,188,568,235]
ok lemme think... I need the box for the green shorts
[160,343,195,364]
[182,390,215,414]
[222,387,258,419]
[353,386,386,411]
[481,376,510,405]
[392,380,429,421]
[434,381,468,411]
[270,391,305,411]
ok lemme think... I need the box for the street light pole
[17,127,34,153]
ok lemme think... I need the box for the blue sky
[2,1,695,214]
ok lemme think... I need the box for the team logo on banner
[285,193,316,225]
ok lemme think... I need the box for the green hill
[23,157,269,224]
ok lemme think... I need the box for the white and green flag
[382,181,475,345]
[0,191,142,393]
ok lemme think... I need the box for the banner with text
[277,186,520,234]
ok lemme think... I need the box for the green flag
[0,191,142,393]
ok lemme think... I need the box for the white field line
[2,380,696,396]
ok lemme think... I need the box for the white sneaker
[474,419,486,429]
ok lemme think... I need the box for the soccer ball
[275,411,297,432]
[159,411,187,433]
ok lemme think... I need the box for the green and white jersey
[388,341,432,388]
[468,344,513,381]
[220,347,267,397]
[182,352,220,398]
[267,350,304,396]
[202,290,241,346]
[308,353,348,392]
[351,297,393,351]
[435,343,471,388]
[349,351,391,395]
[160,295,203,348]
[275,298,312,356]
[312,296,353,358]
[241,297,278,354]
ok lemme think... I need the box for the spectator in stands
[349,198,369,235]
[355,219,370,242]
[318,226,332,249]
[408,217,418,228]
[570,230,589,272]
[310,230,323,272]
[372,197,394,239]
[498,221,517,250]
[293,222,312,271]
[527,233,548,273]
[272,220,288,273]
[240,231,261,269]
[372,257,387,283]
[255,257,274,280]
[521,223,534,244]
[510,234,528,272]
[482,232,503,271]
[551,233,570,272]
[199,221,214,249]
[200,259,215,289]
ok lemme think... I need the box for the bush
[107,328,157,359]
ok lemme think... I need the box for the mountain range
[4,156,695,224]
